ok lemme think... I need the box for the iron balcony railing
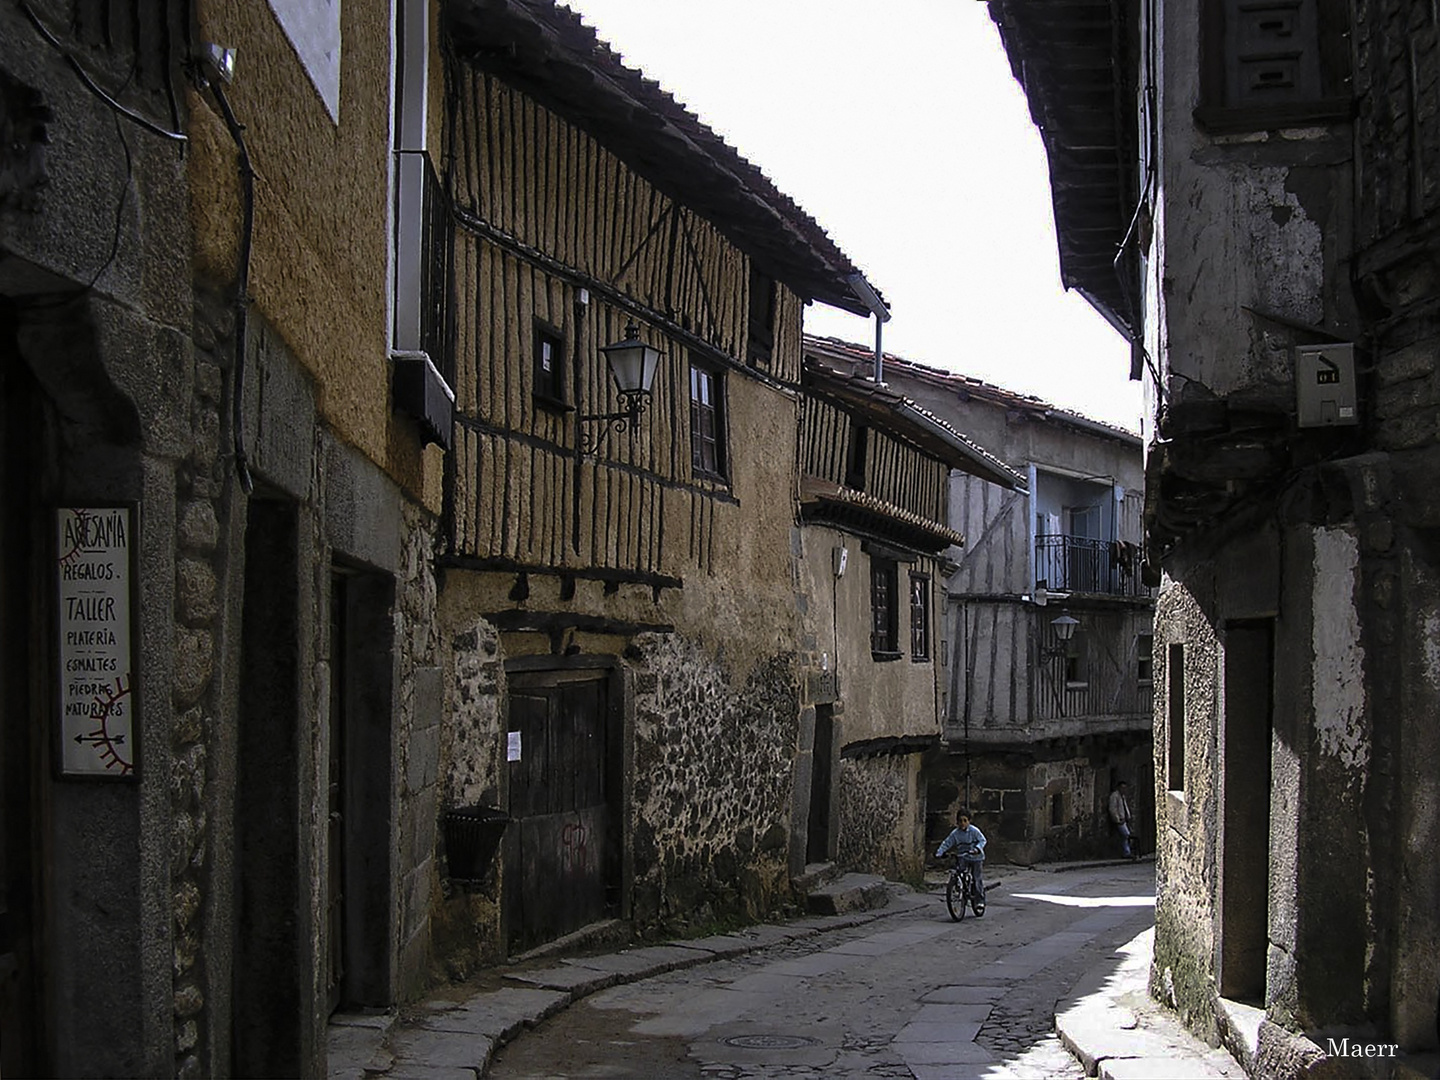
[1035,534,1148,598]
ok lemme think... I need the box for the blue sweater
[936,823,986,861]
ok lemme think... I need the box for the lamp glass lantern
[580,323,664,451]
[1040,610,1080,666]
[599,324,661,408]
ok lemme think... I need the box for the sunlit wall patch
[1312,525,1368,777]
[267,0,341,122]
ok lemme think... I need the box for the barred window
[871,558,899,658]
[909,574,930,661]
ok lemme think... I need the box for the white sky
[560,0,1144,433]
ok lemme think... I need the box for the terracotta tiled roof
[803,347,1028,492]
[804,335,1141,445]
[443,0,881,317]
[799,477,967,552]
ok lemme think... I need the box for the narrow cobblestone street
[486,863,1154,1079]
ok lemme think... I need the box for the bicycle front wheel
[945,873,966,921]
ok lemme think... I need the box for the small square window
[689,362,726,478]
[909,574,930,662]
[533,321,566,407]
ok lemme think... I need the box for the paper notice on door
[507,730,522,761]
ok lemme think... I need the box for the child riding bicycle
[935,808,986,913]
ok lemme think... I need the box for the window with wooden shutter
[689,362,726,479]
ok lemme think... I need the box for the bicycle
[945,855,985,921]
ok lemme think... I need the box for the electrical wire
[206,79,256,495]
[85,113,133,291]
[17,0,187,143]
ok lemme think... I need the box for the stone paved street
[486,863,1155,1079]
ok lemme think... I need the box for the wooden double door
[504,666,622,954]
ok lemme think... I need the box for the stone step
[805,872,892,916]
[791,861,841,896]
[1215,996,1263,1075]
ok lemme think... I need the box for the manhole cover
[721,1035,820,1050]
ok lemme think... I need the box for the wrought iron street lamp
[579,323,662,452]
[1041,610,1080,660]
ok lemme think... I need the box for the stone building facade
[426,0,891,966]
[1,0,450,1074]
[992,0,1440,1070]
[810,339,1154,865]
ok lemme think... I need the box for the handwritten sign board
[55,507,137,778]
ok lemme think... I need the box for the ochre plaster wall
[794,524,943,747]
[189,0,443,510]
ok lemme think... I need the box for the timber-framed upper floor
[435,0,884,589]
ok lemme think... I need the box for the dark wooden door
[0,317,42,1077]
[807,705,834,865]
[504,671,614,954]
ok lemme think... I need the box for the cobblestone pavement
[487,863,1154,1079]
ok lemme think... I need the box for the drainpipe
[874,315,884,385]
[846,272,891,383]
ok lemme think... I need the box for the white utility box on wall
[1296,343,1358,427]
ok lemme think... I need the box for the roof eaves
[804,334,1140,445]
[986,0,1140,338]
[803,352,1027,491]
[442,0,880,317]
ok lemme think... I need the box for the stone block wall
[441,620,506,812]
[836,754,923,884]
[628,634,801,933]
[1032,758,1098,859]
[395,502,443,998]
[169,294,238,1078]
[923,736,1151,867]
[1149,568,1223,1042]
[433,618,506,978]
[1353,0,1440,249]
[1351,4,1440,1051]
